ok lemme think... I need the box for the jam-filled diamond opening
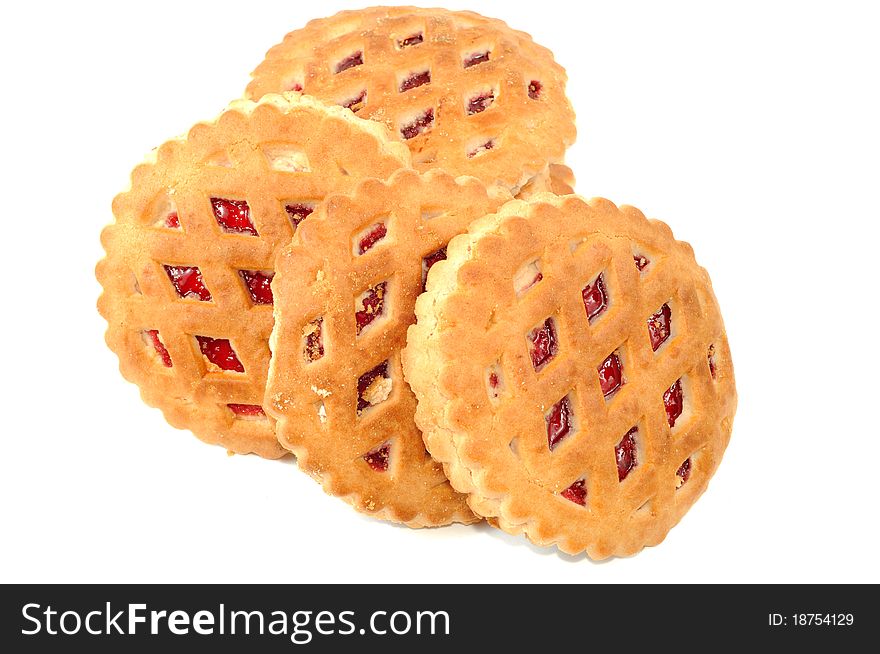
[598,350,625,398]
[354,222,388,255]
[664,379,684,428]
[546,394,575,451]
[648,303,672,352]
[355,281,387,336]
[561,478,587,506]
[616,427,639,482]
[228,403,266,419]
[399,69,431,92]
[527,317,559,372]
[196,336,245,373]
[143,330,172,368]
[357,361,392,416]
[708,344,718,379]
[335,51,363,74]
[364,442,391,472]
[285,202,315,230]
[463,50,490,68]
[676,457,692,489]
[397,32,424,48]
[466,90,495,115]
[211,198,257,236]
[164,265,212,302]
[239,270,274,305]
[528,80,543,99]
[400,108,434,140]
[582,273,608,323]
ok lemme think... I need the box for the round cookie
[403,195,737,557]
[264,169,507,525]
[246,6,576,193]
[97,93,410,458]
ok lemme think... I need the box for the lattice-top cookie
[97,93,410,458]
[246,6,576,192]
[265,169,507,525]
[403,195,737,557]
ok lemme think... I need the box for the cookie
[246,6,576,193]
[264,169,507,525]
[403,194,737,557]
[97,93,410,458]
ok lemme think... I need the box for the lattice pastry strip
[246,6,576,192]
[265,169,507,526]
[98,93,410,458]
[403,194,737,557]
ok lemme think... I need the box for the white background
[1,0,878,583]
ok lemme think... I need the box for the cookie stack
[98,6,736,559]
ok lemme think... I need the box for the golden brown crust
[515,163,576,199]
[265,169,507,525]
[97,93,410,458]
[246,6,576,192]
[403,194,737,557]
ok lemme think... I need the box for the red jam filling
[355,282,386,335]
[145,330,172,367]
[357,361,390,414]
[527,318,558,372]
[401,108,434,139]
[285,203,314,229]
[335,51,363,73]
[358,223,387,254]
[561,479,587,506]
[597,351,624,398]
[664,379,684,427]
[421,246,447,291]
[648,303,671,351]
[463,51,490,68]
[364,444,390,472]
[289,82,303,92]
[676,458,692,487]
[546,395,574,450]
[467,140,495,158]
[228,403,265,417]
[467,92,495,115]
[582,273,608,323]
[398,33,423,48]
[528,80,543,99]
[196,336,244,372]
[634,254,650,271]
[211,198,257,235]
[708,344,717,379]
[304,318,324,363]
[164,212,180,229]
[239,270,274,305]
[164,265,212,301]
[489,372,500,388]
[400,70,431,92]
[616,427,638,481]
[342,89,367,112]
